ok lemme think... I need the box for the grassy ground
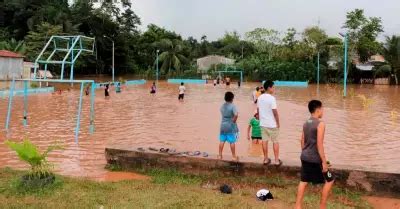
[0,167,371,209]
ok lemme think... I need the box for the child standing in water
[295,100,334,209]
[85,84,90,96]
[178,82,186,101]
[218,91,239,161]
[116,82,121,93]
[150,82,156,94]
[104,84,110,97]
[252,87,260,103]
[247,113,262,144]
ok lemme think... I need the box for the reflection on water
[0,81,399,178]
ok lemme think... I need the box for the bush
[374,65,391,78]
[30,82,39,88]
[5,139,62,189]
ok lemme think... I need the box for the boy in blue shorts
[218,91,239,161]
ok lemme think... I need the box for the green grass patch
[0,168,372,209]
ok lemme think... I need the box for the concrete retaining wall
[105,147,400,196]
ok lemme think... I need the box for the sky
[132,0,400,41]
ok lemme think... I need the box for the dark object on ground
[256,189,274,201]
[263,158,271,165]
[220,184,232,194]
[148,147,158,151]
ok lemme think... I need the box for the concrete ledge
[0,87,54,97]
[105,147,400,196]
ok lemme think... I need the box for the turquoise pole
[343,34,348,97]
[5,79,15,130]
[156,50,159,84]
[75,82,85,143]
[317,52,320,86]
[89,82,95,134]
[44,64,48,79]
[23,80,28,126]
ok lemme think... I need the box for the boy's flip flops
[263,158,271,165]
[137,147,146,152]
[274,159,283,166]
[159,148,170,153]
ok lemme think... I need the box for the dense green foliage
[0,1,398,83]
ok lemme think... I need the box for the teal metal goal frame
[5,35,96,144]
[5,79,96,144]
[217,70,243,83]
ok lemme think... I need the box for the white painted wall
[0,57,24,80]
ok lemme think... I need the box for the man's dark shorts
[301,160,334,184]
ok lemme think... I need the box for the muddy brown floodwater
[0,81,399,180]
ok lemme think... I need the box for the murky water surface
[1,81,399,179]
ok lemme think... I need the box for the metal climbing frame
[33,35,95,80]
[5,79,96,144]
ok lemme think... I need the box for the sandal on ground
[149,147,158,151]
[274,159,283,166]
[263,158,271,165]
[168,149,178,155]
[186,151,195,156]
[193,151,201,156]
[137,147,146,152]
[202,152,209,157]
[159,148,170,153]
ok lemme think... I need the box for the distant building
[0,50,25,80]
[197,55,235,72]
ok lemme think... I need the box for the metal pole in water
[156,49,159,84]
[343,34,348,97]
[23,80,28,126]
[89,82,95,134]
[112,41,115,83]
[5,79,15,131]
[317,52,320,86]
[75,82,85,144]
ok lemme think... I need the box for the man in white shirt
[178,82,186,101]
[257,80,281,165]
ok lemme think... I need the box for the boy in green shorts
[247,113,262,144]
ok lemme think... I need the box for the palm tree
[0,38,26,54]
[156,39,188,74]
[383,35,400,85]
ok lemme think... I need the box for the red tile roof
[0,50,24,58]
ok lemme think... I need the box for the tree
[246,28,280,60]
[0,38,26,54]
[383,36,400,84]
[283,28,298,49]
[24,22,64,61]
[156,39,188,74]
[343,9,384,62]
[303,26,328,52]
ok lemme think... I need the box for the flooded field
[0,81,399,179]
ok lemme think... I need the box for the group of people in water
[96,78,333,208]
[218,80,334,209]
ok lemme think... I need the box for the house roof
[0,50,24,58]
